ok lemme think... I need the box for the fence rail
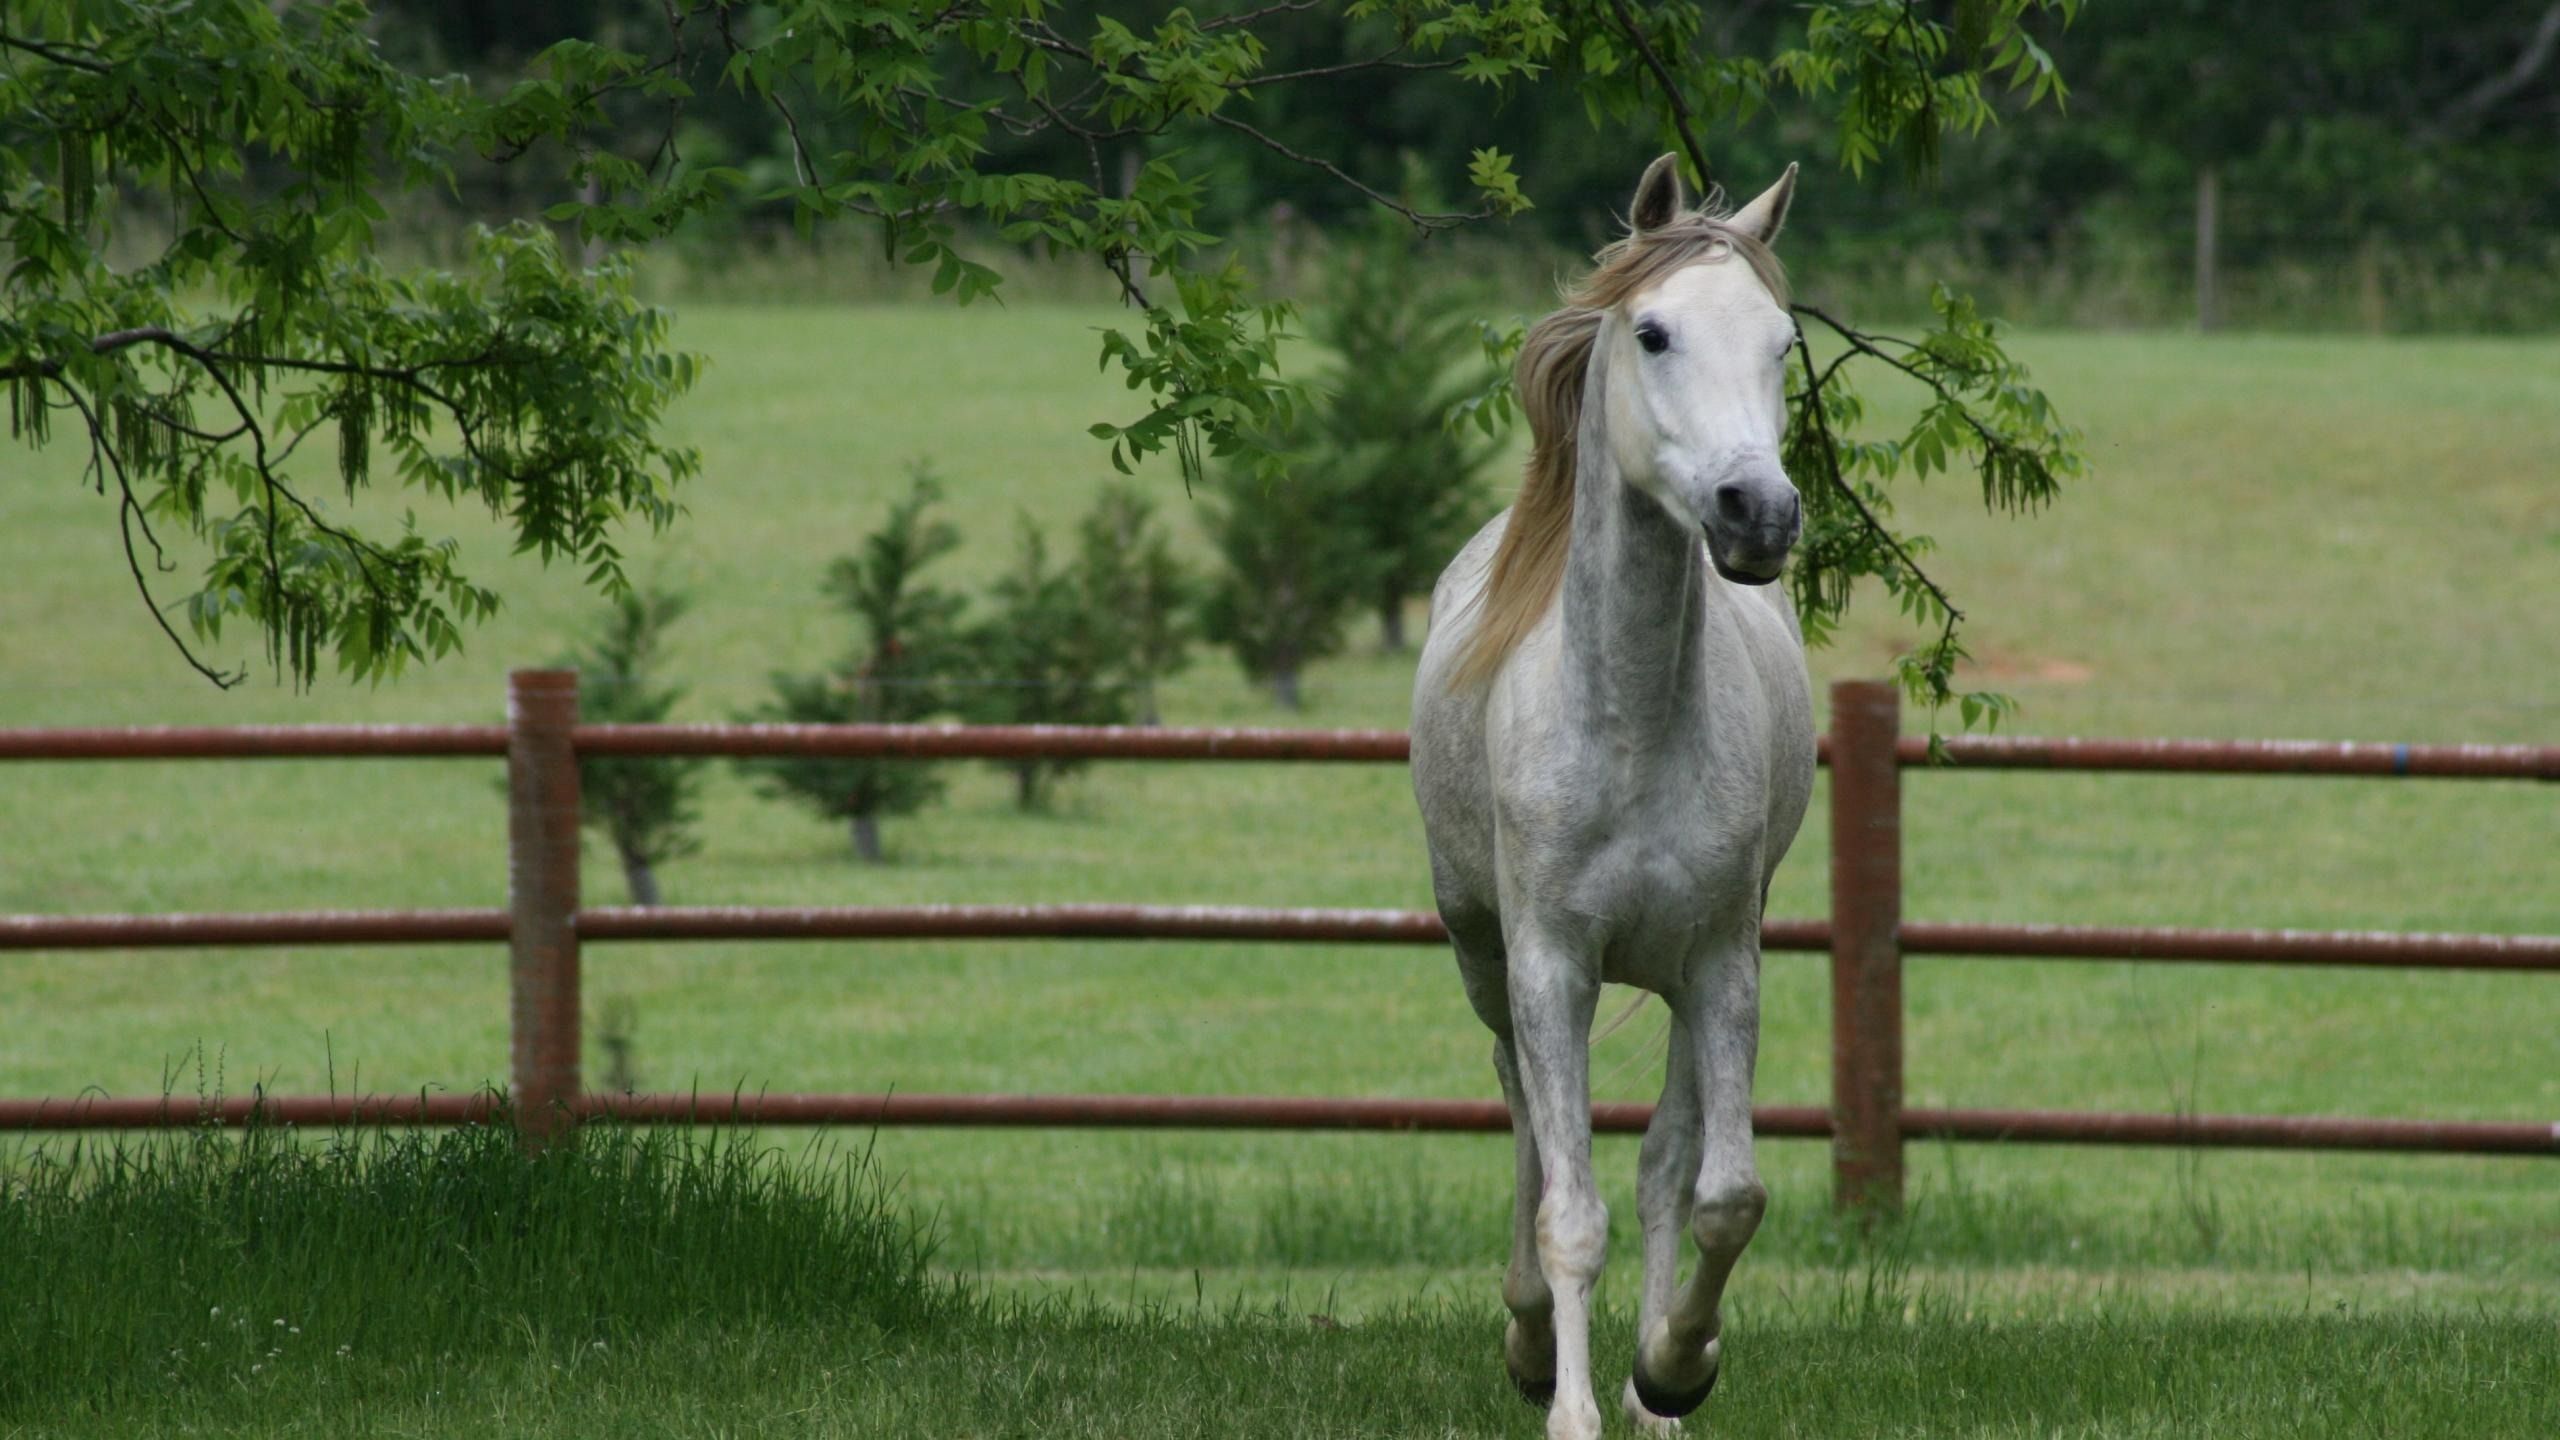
[4,671,2553,1203]
[7,721,2556,778]
[3,1091,2548,1157]
[10,906,2555,971]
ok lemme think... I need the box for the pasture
[3,304,2557,1434]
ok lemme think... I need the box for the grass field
[4,304,2557,1433]
[7,1124,2555,1439]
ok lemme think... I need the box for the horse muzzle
[1703,481,1800,586]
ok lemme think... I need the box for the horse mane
[1446,208,1788,692]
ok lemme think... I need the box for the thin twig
[1793,302,2025,467]
[1603,0,1714,194]
[0,32,111,74]
[1238,52,1461,87]
[54,381,240,686]
[1791,324,1966,672]
[1204,111,1486,231]
[1200,0,1327,33]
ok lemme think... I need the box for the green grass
[6,1126,2553,1439]
[5,306,2558,1416]
[0,1121,943,1421]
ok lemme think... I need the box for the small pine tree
[959,515,1135,808]
[1198,429,1374,710]
[1314,216,1508,650]
[558,587,706,906]
[738,468,966,862]
[1072,483,1196,726]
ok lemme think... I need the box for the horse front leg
[1490,1037,1556,1405]
[1634,942,1765,1420]
[1506,949,1607,1440]
[1624,1006,1701,1432]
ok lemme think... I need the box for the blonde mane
[1447,211,1788,691]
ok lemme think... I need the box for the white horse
[1410,155,1816,1440]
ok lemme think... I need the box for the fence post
[1828,679,1904,1213]
[507,668,582,1148]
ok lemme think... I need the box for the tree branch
[1603,0,1715,195]
[1200,0,1327,33]
[2425,1,2560,140]
[0,32,111,74]
[1792,303,2032,473]
[1790,323,1966,686]
[1237,52,1462,87]
[1204,111,1487,231]
[53,380,242,687]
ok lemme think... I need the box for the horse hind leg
[1490,1038,1557,1406]
[1632,947,1766,1420]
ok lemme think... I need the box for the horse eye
[1635,323,1670,355]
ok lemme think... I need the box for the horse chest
[1499,739,1769,980]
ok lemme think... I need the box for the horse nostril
[1713,482,1752,524]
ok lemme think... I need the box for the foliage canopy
[6,0,2088,716]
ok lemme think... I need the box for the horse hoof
[1509,1365,1558,1408]
[1505,1316,1557,1407]
[1629,1357,1717,1420]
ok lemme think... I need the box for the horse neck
[1557,392,1710,744]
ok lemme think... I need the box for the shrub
[557,587,705,906]
[1198,431,1373,711]
[1312,218,1508,650]
[959,516,1137,809]
[738,468,967,861]
[1071,482,1196,726]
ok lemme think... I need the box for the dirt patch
[1868,638,2096,684]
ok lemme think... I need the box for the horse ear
[1629,153,1686,234]
[1728,163,1799,246]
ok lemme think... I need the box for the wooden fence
[4,671,2555,1210]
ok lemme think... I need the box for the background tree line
[373,0,2560,331]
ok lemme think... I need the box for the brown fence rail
[10,721,2558,777]
[12,907,2556,972]
[3,1091,2547,1158]
[3,671,2553,1204]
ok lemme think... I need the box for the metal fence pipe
[1900,922,2560,971]
[577,903,1448,945]
[1914,734,2560,780]
[573,722,1413,762]
[574,1094,1841,1136]
[7,722,2552,779]
[0,910,511,950]
[0,1093,500,1129]
[0,726,508,760]
[1829,679,1906,1214]
[1904,1107,2560,1156]
[507,670,582,1149]
[9,907,2552,973]
[1,1091,2551,1155]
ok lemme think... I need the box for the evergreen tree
[737,470,965,862]
[1072,483,1197,727]
[960,516,1136,809]
[557,588,705,907]
[1313,217,1509,650]
[1199,432,1374,711]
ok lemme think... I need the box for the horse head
[1596,155,1804,586]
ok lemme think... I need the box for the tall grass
[0,1117,950,1418]
[948,1157,2539,1283]
[7,1119,2553,1438]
